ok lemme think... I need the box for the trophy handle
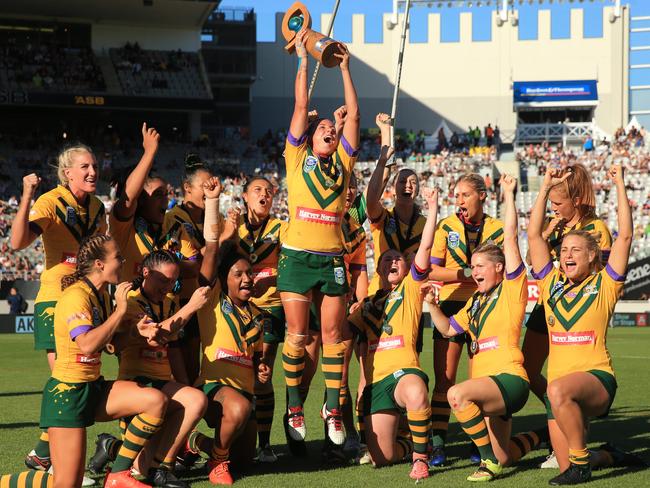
[281,1,313,53]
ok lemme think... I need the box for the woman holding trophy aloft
[277,24,360,447]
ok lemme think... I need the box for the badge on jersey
[388,290,402,303]
[447,231,460,249]
[334,267,345,285]
[65,206,77,225]
[91,307,102,327]
[385,218,397,235]
[583,284,599,296]
[222,301,234,314]
[304,156,318,173]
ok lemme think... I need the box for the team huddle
[1,33,644,488]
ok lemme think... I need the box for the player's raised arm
[199,177,222,286]
[334,44,360,150]
[500,174,523,273]
[528,167,570,275]
[112,123,160,221]
[366,113,394,221]
[10,173,41,250]
[288,29,309,144]
[606,164,633,277]
[414,188,439,272]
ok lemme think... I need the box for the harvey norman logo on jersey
[550,331,595,345]
[368,335,404,353]
[216,348,253,368]
[296,207,341,225]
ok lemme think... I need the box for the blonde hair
[57,144,94,186]
[562,229,603,271]
[473,243,505,268]
[456,173,487,203]
[551,163,596,219]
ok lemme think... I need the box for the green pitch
[0,328,648,487]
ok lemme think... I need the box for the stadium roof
[0,0,218,28]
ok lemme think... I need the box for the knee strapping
[286,332,308,349]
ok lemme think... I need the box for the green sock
[112,414,163,473]
[34,431,50,459]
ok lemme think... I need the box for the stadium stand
[0,39,105,93]
[110,43,210,98]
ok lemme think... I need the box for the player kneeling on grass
[87,250,211,487]
[528,165,644,486]
[430,175,548,482]
[346,188,440,481]
[184,179,271,485]
[1,235,169,488]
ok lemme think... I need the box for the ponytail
[61,235,113,290]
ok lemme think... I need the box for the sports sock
[407,407,431,455]
[0,471,53,488]
[33,431,50,459]
[569,448,590,466]
[210,446,229,463]
[282,341,305,408]
[454,402,497,463]
[508,429,544,463]
[255,391,275,447]
[119,417,131,441]
[430,392,451,447]
[395,436,413,461]
[189,431,212,455]
[355,395,366,444]
[322,342,346,412]
[339,384,349,408]
[112,414,163,472]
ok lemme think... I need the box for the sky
[220,0,649,43]
[219,1,650,92]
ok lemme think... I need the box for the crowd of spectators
[2,123,649,282]
[0,38,105,92]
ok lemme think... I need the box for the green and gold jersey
[430,214,504,302]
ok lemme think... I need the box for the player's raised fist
[141,122,160,154]
[22,173,41,196]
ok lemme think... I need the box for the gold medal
[470,340,479,354]
[548,315,555,326]
[250,252,258,264]
[382,323,393,335]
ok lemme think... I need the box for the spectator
[7,287,26,314]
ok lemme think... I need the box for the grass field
[0,328,649,487]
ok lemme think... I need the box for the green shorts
[490,373,530,418]
[525,303,548,335]
[131,376,170,391]
[545,369,617,420]
[277,247,349,296]
[40,376,107,428]
[34,301,57,351]
[363,368,429,416]
[200,382,253,428]
[432,300,469,344]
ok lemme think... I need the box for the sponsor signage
[0,89,213,111]
[623,256,650,300]
[611,312,649,328]
[14,315,34,334]
[513,80,598,105]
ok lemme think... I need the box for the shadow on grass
[0,422,39,429]
[0,391,41,398]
